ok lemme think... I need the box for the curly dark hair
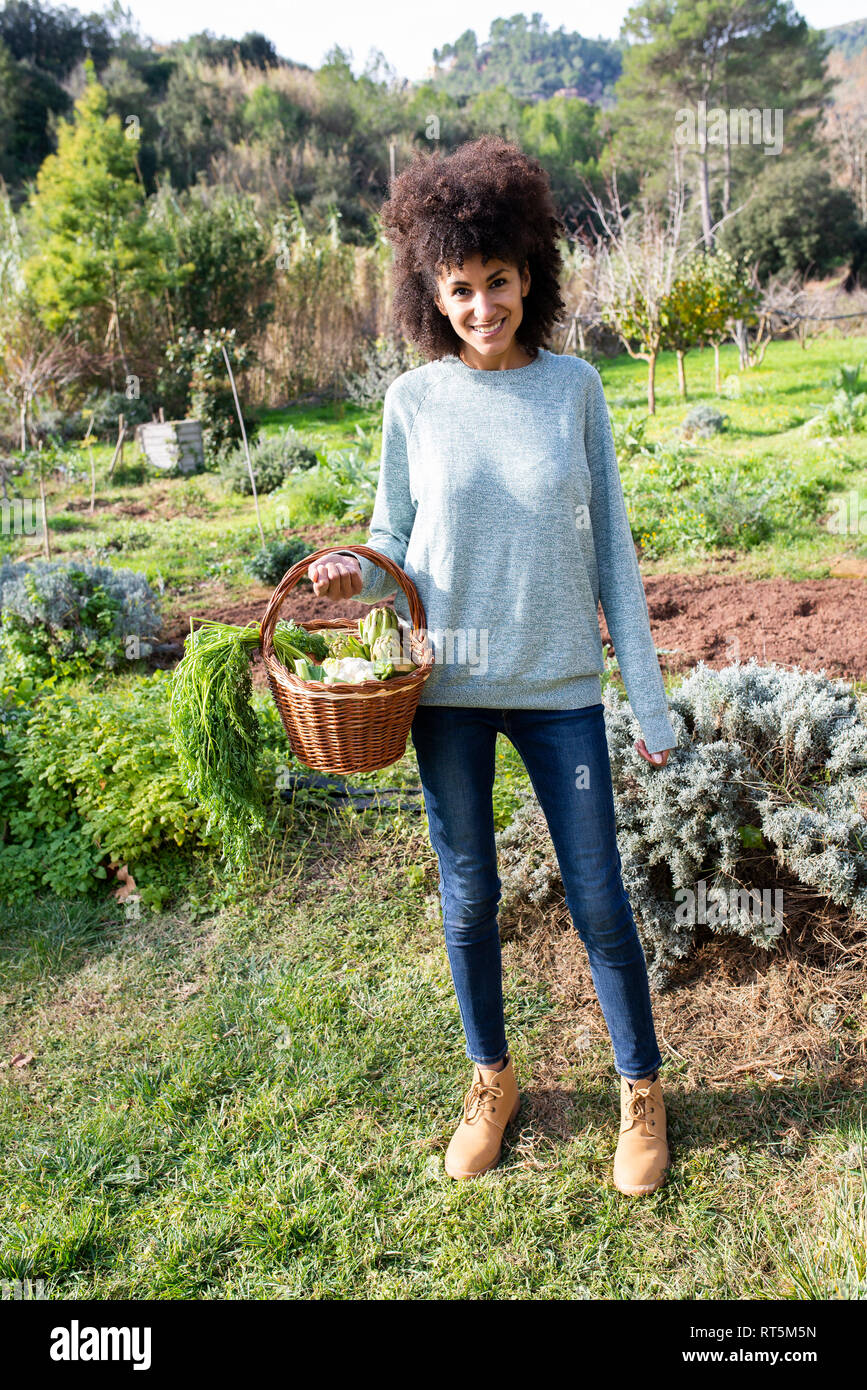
[380,135,568,361]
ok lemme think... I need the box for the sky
[117,1,867,84]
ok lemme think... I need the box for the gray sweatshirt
[335,346,678,754]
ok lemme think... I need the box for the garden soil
[159,569,867,690]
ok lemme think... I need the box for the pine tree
[21,56,173,375]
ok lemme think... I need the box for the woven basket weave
[259,544,435,775]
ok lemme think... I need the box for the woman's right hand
[307,553,363,600]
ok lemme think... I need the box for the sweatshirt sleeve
[584,366,678,755]
[332,379,417,604]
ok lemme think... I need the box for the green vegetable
[293,657,325,681]
[168,618,322,865]
[373,657,395,680]
[326,631,370,660]
[275,619,328,663]
[359,606,398,651]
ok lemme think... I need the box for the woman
[309,136,677,1196]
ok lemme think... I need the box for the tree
[719,155,861,278]
[20,58,174,377]
[663,249,758,395]
[611,0,833,248]
[590,175,691,415]
[150,183,274,346]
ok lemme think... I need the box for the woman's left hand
[635,740,672,768]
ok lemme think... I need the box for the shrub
[806,361,867,437]
[0,671,294,908]
[680,404,729,439]
[243,536,312,585]
[495,659,867,988]
[80,389,154,439]
[612,411,651,461]
[341,333,426,406]
[272,470,346,525]
[315,425,379,524]
[0,559,161,679]
[221,426,319,494]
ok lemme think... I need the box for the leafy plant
[316,425,380,523]
[496,659,867,987]
[680,404,729,439]
[221,426,318,495]
[243,536,311,585]
[168,620,326,865]
[0,559,161,679]
[164,326,254,464]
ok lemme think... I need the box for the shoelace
[625,1084,656,1124]
[464,1079,504,1123]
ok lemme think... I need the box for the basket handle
[259,544,428,663]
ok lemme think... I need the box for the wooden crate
[135,420,204,474]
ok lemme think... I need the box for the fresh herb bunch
[169,622,266,867]
[168,618,327,864]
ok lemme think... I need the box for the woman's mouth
[469,317,506,338]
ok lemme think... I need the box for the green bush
[0,559,162,680]
[273,469,346,525]
[221,426,319,495]
[0,671,293,908]
[243,537,312,585]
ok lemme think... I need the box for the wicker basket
[259,544,435,775]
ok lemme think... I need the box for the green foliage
[168,620,320,866]
[806,360,867,436]
[315,426,380,523]
[611,411,650,460]
[21,60,174,338]
[664,252,759,354]
[625,453,825,559]
[163,326,254,463]
[242,537,311,586]
[0,672,221,906]
[0,558,161,680]
[221,426,318,494]
[152,184,275,346]
[719,157,861,282]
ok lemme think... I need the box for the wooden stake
[107,417,127,479]
[38,449,51,560]
[89,446,96,515]
[222,342,265,547]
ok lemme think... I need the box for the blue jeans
[409,703,664,1080]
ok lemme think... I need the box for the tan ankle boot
[613,1073,669,1195]
[444,1054,520,1179]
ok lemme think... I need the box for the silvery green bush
[220,426,318,495]
[341,333,426,407]
[496,659,867,989]
[0,559,162,677]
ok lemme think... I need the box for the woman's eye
[453,279,506,296]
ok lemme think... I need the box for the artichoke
[359,606,399,651]
[326,630,370,661]
[371,629,415,672]
[373,657,395,680]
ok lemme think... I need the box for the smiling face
[433,253,533,369]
